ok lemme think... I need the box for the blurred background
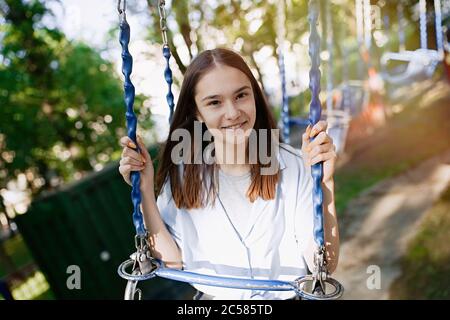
[0,0,449,300]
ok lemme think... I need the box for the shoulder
[157,178,175,207]
[278,143,311,184]
[279,143,303,158]
[279,143,305,168]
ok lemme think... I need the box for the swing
[280,0,350,154]
[380,0,444,86]
[335,80,370,117]
[320,0,351,155]
[334,0,372,117]
[116,0,343,300]
[323,1,371,119]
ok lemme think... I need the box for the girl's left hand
[301,120,337,183]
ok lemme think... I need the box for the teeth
[224,122,245,129]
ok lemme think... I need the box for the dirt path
[333,149,450,299]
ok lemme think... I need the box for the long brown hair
[155,48,280,209]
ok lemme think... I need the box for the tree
[139,0,319,104]
[0,0,147,197]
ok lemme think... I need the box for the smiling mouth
[222,121,247,130]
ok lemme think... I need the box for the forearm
[322,179,340,274]
[140,188,182,269]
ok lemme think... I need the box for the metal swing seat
[281,92,355,155]
[335,80,370,117]
[381,0,445,86]
[285,109,351,155]
[116,0,343,300]
[322,108,351,155]
[281,1,354,156]
[380,49,442,86]
[118,244,343,300]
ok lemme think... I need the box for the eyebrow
[201,85,251,102]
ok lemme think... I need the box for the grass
[9,270,53,300]
[0,234,54,300]
[0,234,34,278]
[389,184,450,299]
[332,79,450,299]
[334,82,450,214]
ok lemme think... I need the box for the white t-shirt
[157,143,315,300]
[217,168,252,240]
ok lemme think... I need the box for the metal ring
[119,259,343,298]
[294,275,344,300]
[117,259,160,281]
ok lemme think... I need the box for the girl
[119,48,339,300]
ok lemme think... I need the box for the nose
[224,100,240,121]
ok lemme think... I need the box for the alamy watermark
[366,265,381,290]
[170,121,281,175]
[66,265,81,290]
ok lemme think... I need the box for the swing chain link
[131,233,155,276]
[116,0,345,300]
[312,245,328,293]
[117,0,126,20]
[158,0,169,47]
[292,244,343,299]
[134,233,147,252]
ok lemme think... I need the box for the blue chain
[279,53,290,143]
[117,0,344,300]
[162,46,175,124]
[277,1,290,143]
[308,0,324,248]
[435,0,444,54]
[398,1,406,51]
[325,0,333,114]
[118,8,146,237]
[341,24,351,113]
[420,0,428,49]
[158,1,175,124]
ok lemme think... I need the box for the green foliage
[334,85,450,214]
[139,0,428,106]
[0,234,33,278]
[0,0,147,195]
[390,185,450,299]
[0,0,434,197]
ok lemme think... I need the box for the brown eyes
[207,92,249,107]
[208,100,220,106]
[236,92,248,99]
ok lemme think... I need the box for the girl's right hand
[119,135,154,192]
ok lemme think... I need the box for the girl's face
[194,65,257,144]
